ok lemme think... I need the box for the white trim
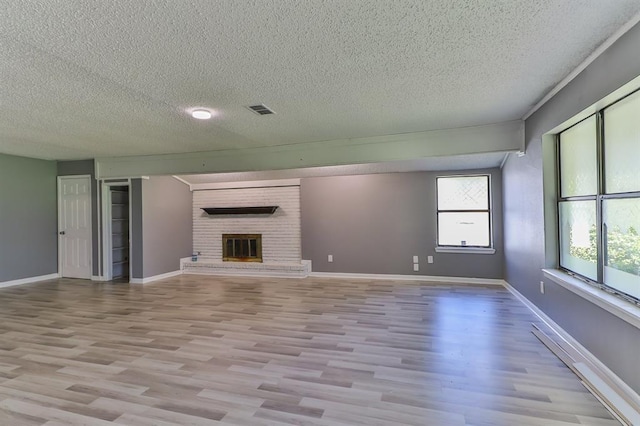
[523,11,640,121]
[574,363,640,426]
[58,175,93,280]
[101,183,113,281]
[0,273,59,289]
[436,173,496,252]
[127,178,132,282]
[91,275,109,282]
[59,174,92,179]
[308,272,503,285]
[542,269,640,330]
[499,152,510,169]
[102,176,149,181]
[435,247,496,255]
[101,181,132,282]
[129,270,182,284]
[435,247,496,254]
[503,280,640,423]
[101,179,129,183]
[57,177,63,277]
[171,175,192,190]
[190,178,301,191]
[96,176,101,277]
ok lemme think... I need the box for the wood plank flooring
[0,275,619,425]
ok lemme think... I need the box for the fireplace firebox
[222,234,262,262]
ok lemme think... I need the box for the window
[436,175,491,248]
[558,116,598,281]
[557,89,640,302]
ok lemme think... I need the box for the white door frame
[101,180,132,281]
[57,175,93,278]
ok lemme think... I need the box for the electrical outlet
[540,281,545,294]
[412,255,419,263]
[413,264,419,272]
[427,256,433,264]
[328,254,333,263]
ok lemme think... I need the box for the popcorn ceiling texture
[0,1,639,160]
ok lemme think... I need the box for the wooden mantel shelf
[201,206,278,215]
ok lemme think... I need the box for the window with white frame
[436,175,492,248]
[558,88,640,302]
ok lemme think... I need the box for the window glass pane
[604,90,640,194]
[559,116,597,197]
[437,176,488,210]
[559,200,597,280]
[438,212,490,246]
[603,198,640,300]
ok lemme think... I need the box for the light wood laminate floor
[0,275,619,425]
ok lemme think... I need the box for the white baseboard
[309,272,504,286]
[130,270,182,284]
[91,275,109,282]
[503,281,640,422]
[0,273,60,289]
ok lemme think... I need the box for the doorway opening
[102,182,131,281]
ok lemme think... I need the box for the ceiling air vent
[247,104,275,115]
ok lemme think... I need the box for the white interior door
[59,176,92,279]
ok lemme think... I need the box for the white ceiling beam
[95,120,523,179]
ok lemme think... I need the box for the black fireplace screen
[222,234,262,262]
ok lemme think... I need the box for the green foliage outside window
[570,225,640,276]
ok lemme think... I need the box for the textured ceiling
[1,1,639,161]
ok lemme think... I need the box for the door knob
[59,231,65,235]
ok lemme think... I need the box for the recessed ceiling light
[191,109,213,120]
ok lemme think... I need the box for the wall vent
[247,104,275,115]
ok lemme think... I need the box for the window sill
[435,247,496,254]
[542,269,640,330]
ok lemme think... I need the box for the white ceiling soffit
[177,152,508,186]
[95,120,522,178]
[1,1,639,163]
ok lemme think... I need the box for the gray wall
[503,22,640,393]
[130,179,144,279]
[0,154,57,282]
[301,169,503,278]
[140,176,192,278]
[57,160,99,276]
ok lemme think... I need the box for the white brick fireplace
[182,181,310,277]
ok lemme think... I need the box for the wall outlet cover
[328,254,333,263]
[412,255,419,263]
[413,264,419,271]
[427,256,434,263]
